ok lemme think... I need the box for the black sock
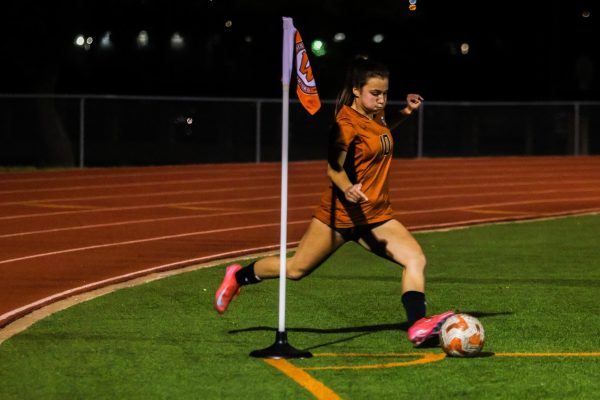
[402,291,426,325]
[235,262,261,286]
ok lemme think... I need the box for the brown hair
[335,56,390,115]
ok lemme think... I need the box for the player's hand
[344,184,368,203]
[406,94,424,111]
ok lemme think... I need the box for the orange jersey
[313,105,394,228]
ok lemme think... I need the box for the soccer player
[214,57,453,346]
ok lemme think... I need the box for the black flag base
[250,330,313,359]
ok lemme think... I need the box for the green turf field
[1,215,599,399]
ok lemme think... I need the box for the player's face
[353,76,389,115]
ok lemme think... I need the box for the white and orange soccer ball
[439,313,485,357]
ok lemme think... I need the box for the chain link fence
[1,95,598,167]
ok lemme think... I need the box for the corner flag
[282,17,321,115]
[249,17,315,359]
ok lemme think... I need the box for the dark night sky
[0,0,597,101]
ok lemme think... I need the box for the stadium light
[137,30,149,48]
[461,42,470,55]
[171,32,185,50]
[74,34,85,47]
[372,34,384,43]
[333,32,346,42]
[310,39,326,56]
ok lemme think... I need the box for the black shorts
[332,219,391,242]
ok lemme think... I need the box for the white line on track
[0,241,300,327]
[1,178,598,221]
[2,188,600,239]
[2,196,599,264]
[0,220,309,265]
[1,165,598,195]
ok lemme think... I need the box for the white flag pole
[250,17,311,359]
[279,81,290,334]
[277,16,294,335]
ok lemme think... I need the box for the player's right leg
[214,218,345,314]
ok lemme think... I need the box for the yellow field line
[262,351,600,399]
[264,359,341,400]
[305,352,446,370]
[495,352,600,357]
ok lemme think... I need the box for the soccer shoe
[214,264,242,314]
[407,311,455,346]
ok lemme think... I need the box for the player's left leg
[359,219,453,345]
[358,219,426,294]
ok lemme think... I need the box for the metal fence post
[255,100,262,163]
[79,97,85,168]
[417,103,424,158]
[574,102,580,156]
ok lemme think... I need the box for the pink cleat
[214,264,242,314]
[408,311,455,346]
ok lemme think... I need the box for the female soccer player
[214,57,453,346]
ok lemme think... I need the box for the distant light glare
[86,36,93,45]
[460,42,470,55]
[100,31,112,48]
[225,20,233,28]
[311,39,327,57]
[171,32,185,49]
[333,32,346,42]
[74,35,85,46]
[372,34,385,44]
[582,10,591,18]
[244,35,253,43]
[137,30,149,48]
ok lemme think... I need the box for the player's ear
[352,87,360,97]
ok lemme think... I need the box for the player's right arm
[327,149,368,204]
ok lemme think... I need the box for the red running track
[1,156,599,327]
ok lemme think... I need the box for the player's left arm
[389,93,424,131]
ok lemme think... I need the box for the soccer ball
[439,313,485,357]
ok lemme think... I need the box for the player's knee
[404,252,427,273]
[286,260,311,280]
[286,267,308,280]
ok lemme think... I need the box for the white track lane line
[0,220,309,265]
[2,195,600,264]
[2,187,600,238]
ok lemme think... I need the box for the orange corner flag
[294,30,321,115]
[283,17,321,115]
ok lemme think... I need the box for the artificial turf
[0,214,599,399]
